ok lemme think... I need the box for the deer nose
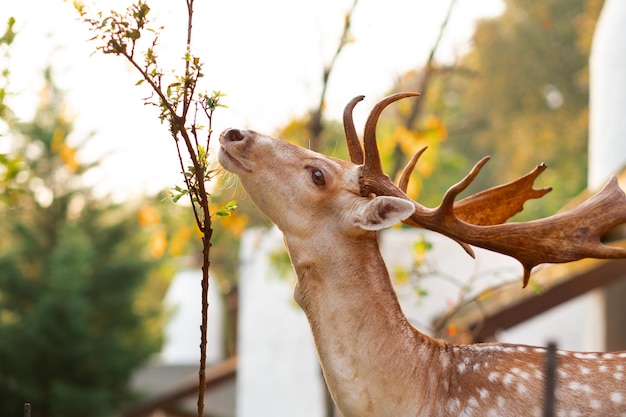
[220,128,245,143]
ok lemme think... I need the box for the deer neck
[284,231,442,416]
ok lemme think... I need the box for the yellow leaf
[423,115,448,142]
[169,225,192,257]
[393,266,410,285]
[149,228,167,259]
[138,205,161,226]
[60,144,79,173]
[51,127,65,152]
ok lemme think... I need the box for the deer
[218,92,626,417]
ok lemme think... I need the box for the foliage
[0,17,15,120]
[387,0,604,219]
[0,70,168,417]
[0,17,19,203]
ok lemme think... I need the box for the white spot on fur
[473,363,480,372]
[579,365,591,375]
[447,398,460,413]
[478,388,489,399]
[488,371,499,382]
[574,352,598,359]
[458,362,466,373]
[459,408,474,417]
[615,372,624,381]
[599,365,608,372]
[468,396,479,407]
[517,383,528,394]
[567,382,593,394]
[512,367,531,380]
[611,392,624,404]
[441,355,450,369]
[590,399,601,409]
[569,381,581,391]
[478,345,502,352]
[503,373,514,386]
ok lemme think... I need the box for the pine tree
[0,69,164,417]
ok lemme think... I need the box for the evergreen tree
[0,69,165,417]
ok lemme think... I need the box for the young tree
[0,70,167,417]
[75,1,228,414]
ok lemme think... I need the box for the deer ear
[355,196,415,231]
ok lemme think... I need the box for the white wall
[589,0,626,190]
[237,228,326,417]
[588,0,626,352]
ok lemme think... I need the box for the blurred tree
[1,17,20,203]
[381,0,603,219]
[0,69,168,417]
[451,0,602,217]
[0,17,15,118]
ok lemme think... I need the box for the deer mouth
[218,145,252,174]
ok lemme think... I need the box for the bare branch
[309,0,359,151]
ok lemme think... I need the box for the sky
[1,0,504,199]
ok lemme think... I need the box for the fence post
[543,342,557,417]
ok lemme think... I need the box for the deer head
[217,127,415,244]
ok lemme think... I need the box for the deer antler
[343,95,365,165]
[344,92,626,287]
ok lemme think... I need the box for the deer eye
[311,169,326,186]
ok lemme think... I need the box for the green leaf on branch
[0,17,16,45]
[170,185,188,203]
[215,200,237,217]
